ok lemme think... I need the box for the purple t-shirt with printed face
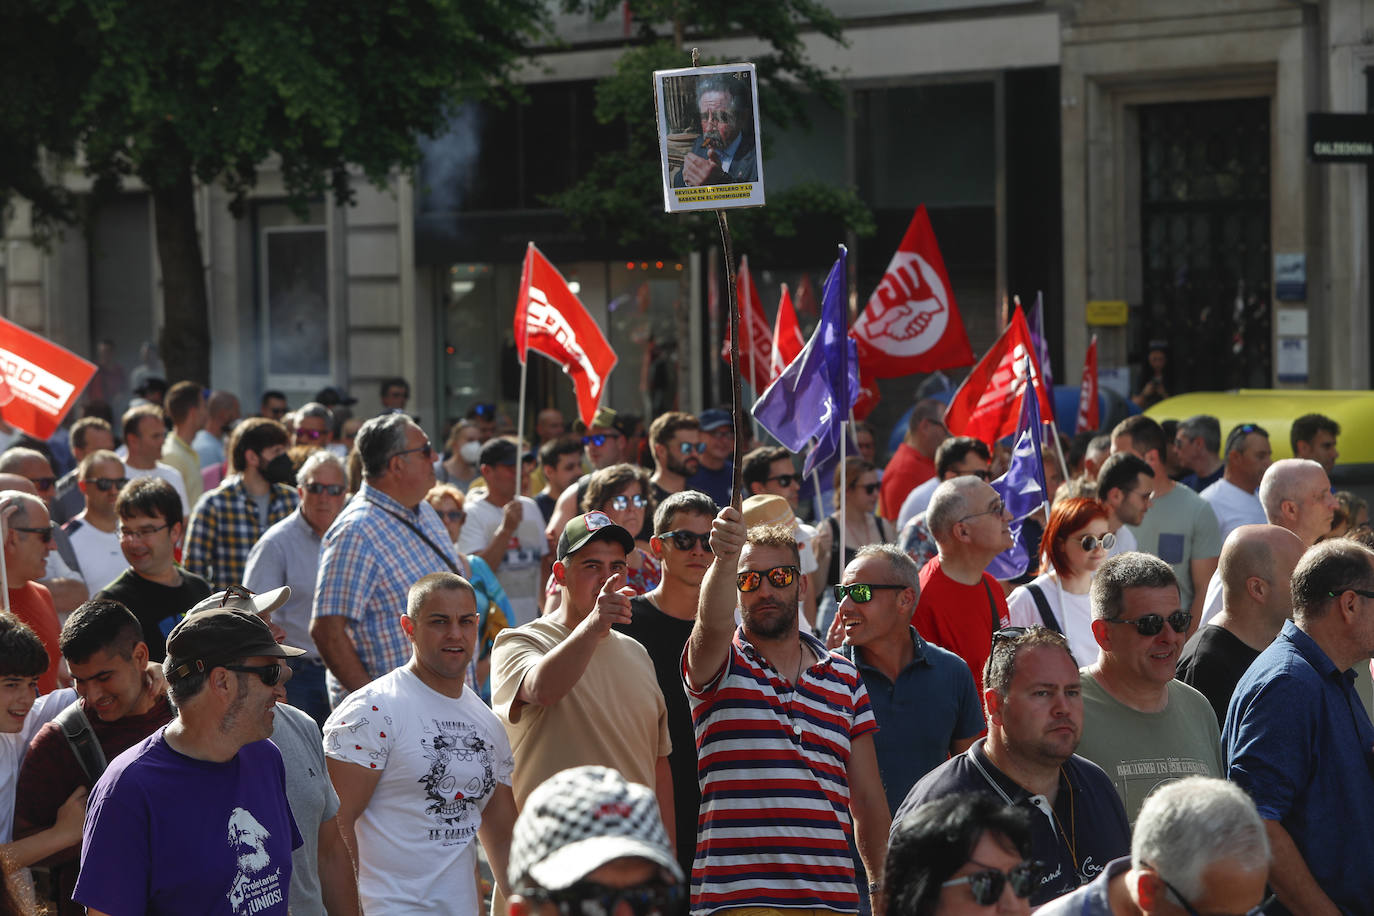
[75,728,303,916]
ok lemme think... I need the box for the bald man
[1197,458,1336,627]
[1177,524,1305,725]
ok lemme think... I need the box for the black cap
[556,511,635,561]
[165,609,305,682]
[315,385,357,407]
[698,408,732,431]
[479,439,518,467]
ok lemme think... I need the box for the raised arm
[685,506,745,689]
[515,573,632,711]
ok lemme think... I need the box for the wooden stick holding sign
[654,53,766,508]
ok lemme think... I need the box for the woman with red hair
[1006,497,1113,666]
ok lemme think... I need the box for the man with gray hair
[1225,538,1374,914]
[1174,415,1223,492]
[830,543,983,812]
[312,413,457,704]
[1196,457,1337,627]
[1075,552,1222,822]
[246,450,350,725]
[325,572,515,914]
[912,476,1013,695]
[673,74,757,188]
[292,402,335,451]
[1037,776,1270,915]
[1,489,63,693]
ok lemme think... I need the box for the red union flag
[768,284,805,381]
[851,205,975,378]
[0,318,96,439]
[1076,335,1100,434]
[721,255,774,392]
[944,306,1055,446]
[514,243,618,428]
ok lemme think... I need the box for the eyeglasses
[86,477,128,492]
[517,880,687,916]
[436,509,466,523]
[737,565,800,593]
[701,110,738,126]
[225,662,285,687]
[833,583,906,604]
[25,476,55,493]
[295,428,326,441]
[677,442,707,455]
[391,442,434,462]
[940,861,1039,905]
[11,524,56,543]
[766,474,798,488]
[303,483,346,496]
[660,530,712,552]
[958,500,1006,524]
[1076,532,1116,551]
[1143,863,1274,916]
[609,493,648,511]
[118,523,170,541]
[582,433,621,447]
[1106,610,1192,636]
[1328,587,1374,599]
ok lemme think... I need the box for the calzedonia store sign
[1307,113,1374,163]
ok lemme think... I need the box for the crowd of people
[0,375,1368,915]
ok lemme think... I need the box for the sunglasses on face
[1076,532,1116,551]
[12,523,56,544]
[267,407,287,418]
[1144,864,1273,916]
[26,476,55,493]
[1106,610,1192,636]
[737,565,800,593]
[392,443,434,461]
[518,881,687,916]
[226,662,285,687]
[661,530,712,552]
[1328,586,1374,600]
[833,583,906,604]
[437,509,466,523]
[86,477,128,492]
[941,861,1039,906]
[609,493,647,511]
[582,433,621,447]
[296,428,326,441]
[766,474,798,488]
[852,482,879,495]
[303,483,346,496]
[678,441,707,455]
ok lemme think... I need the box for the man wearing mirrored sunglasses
[1076,552,1222,823]
[75,599,307,916]
[1224,538,1374,915]
[1037,776,1270,916]
[648,412,702,506]
[686,507,889,916]
[245,451,349,726]
[64,449,131,594]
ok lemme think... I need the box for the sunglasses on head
[609,493,647,511]
[225,662,285,687]
[941,861,1039,906]
[1106,610,1192,636]
[660,530,712,552]
[1076,532,1115,551]
[737,565,799,593]
[304,483,346,496]
[833,583,905,604]
[766,473,798,488]
[678,441,707,455]
[12,523,56,544]
[517,880,687,916]
[87,477,128,492]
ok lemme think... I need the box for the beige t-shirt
[491,616,672,806]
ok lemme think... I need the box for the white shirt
[1200,477,1266,544]
[1006,572,1100,668]
[324,667,512,916]
[1107,524,1136,558]
[457,494,547,627]
[1199,568,1224,628]
[127,462,190,517]
[65,516,129,594]
[1,689,74,842]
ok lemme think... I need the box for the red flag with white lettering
[0,317,96,439]
[851,205,975,378]
[769,284,805,382]
[1076,335,1100,434]
[514,243,618,428]
[721,255,774,392]
[944,306,1054,446]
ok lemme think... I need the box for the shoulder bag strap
[364,498,459,575]
[1026,583,1062,634]
[981,577,1002,632]
[55,701,108,783]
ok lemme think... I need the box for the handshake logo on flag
[855,250,950,353]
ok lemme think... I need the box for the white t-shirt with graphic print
[324,665,513,915]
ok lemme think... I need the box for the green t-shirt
[1075,670,1223,823]
[1124,484,1222,610]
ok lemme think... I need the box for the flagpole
[516,359,529,462]
[742,264,760,445]
[718,209,745,510]
[1046,416,1072,487]
[0,499,11,613]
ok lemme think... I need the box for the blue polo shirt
[1224,619,1374,915]
[838,627,984,813]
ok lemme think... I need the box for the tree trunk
[152,170,210,385]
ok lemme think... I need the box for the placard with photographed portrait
[654,63,766,212]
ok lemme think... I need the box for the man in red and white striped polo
[684,507,890,916]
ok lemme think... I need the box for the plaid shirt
[184,476,299,590]
[313,483,457,702]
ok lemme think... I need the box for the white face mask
[459,441,482,465]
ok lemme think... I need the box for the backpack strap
[1025,583,1063,634]
[54,701,108,784]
